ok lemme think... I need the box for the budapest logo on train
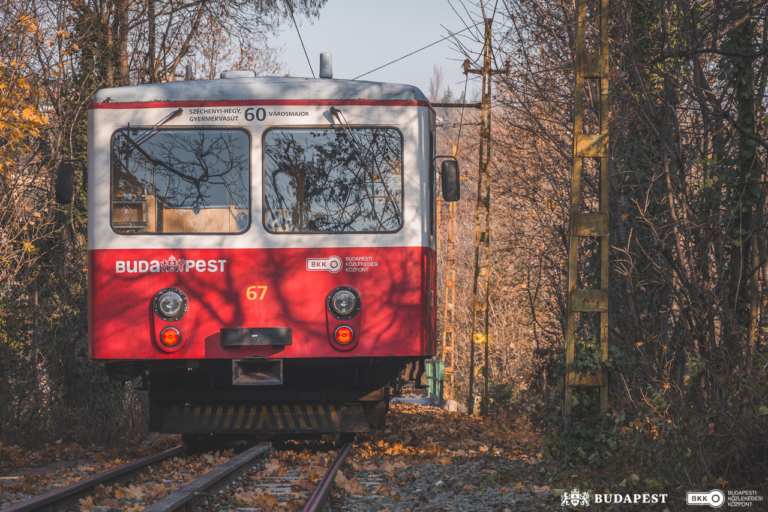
[115,255,226,273]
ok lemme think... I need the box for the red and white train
[57,62,460,437]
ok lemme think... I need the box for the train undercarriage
[106,357,427,436]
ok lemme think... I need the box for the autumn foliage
[0,12,47,172]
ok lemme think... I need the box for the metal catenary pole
[564,0,610,416]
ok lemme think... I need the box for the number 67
[246,285,267,300]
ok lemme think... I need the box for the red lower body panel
[89,246,436,360]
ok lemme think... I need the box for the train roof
[92,76,428,104]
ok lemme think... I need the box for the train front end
[86,75,438,435]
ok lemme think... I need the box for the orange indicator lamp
[160,326,181,347]
[334,326,354,344]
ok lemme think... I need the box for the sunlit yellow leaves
[17,15,37,33]
[0,70,49,172]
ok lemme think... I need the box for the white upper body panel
[93,76,429,103]
[87,77,435,251]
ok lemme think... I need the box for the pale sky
[269,0,486,100]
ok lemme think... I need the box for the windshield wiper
[129,108,183,147]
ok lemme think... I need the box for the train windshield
[110,128,250,234]
[263,127,403,233]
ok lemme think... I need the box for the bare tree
[428,63,444,103]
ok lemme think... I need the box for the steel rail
[141,443,270,512]
[3,445,186,512]
[301,442,353,512]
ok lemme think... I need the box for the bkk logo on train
[115,255,227,273]
[306,256,343,273]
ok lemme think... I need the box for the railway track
[3,445,186,512]
[3,440,353,512]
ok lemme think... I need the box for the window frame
[109,126,252,236]
[261,125,406,235]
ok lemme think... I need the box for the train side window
[110,128,250,234]
[263,127,403,233]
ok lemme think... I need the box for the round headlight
[153,288,187,321]
[159,292,182,317]
[331,290,357,316]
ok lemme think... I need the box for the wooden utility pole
[440,145,459,399]
[435,16,505,415]
[464,18,501,415]
[564,0,611,416]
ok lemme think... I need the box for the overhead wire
[441,24,482,65]
[352,23,482,80]
[287,1,315,78]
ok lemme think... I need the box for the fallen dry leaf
[334,471,364,495]
[145,483,168,501]
[79,497,99,512]
[263,459,281,475]
[94,484,112,496]
[123,484,145,500]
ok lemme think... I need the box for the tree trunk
[147,0,156,83]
